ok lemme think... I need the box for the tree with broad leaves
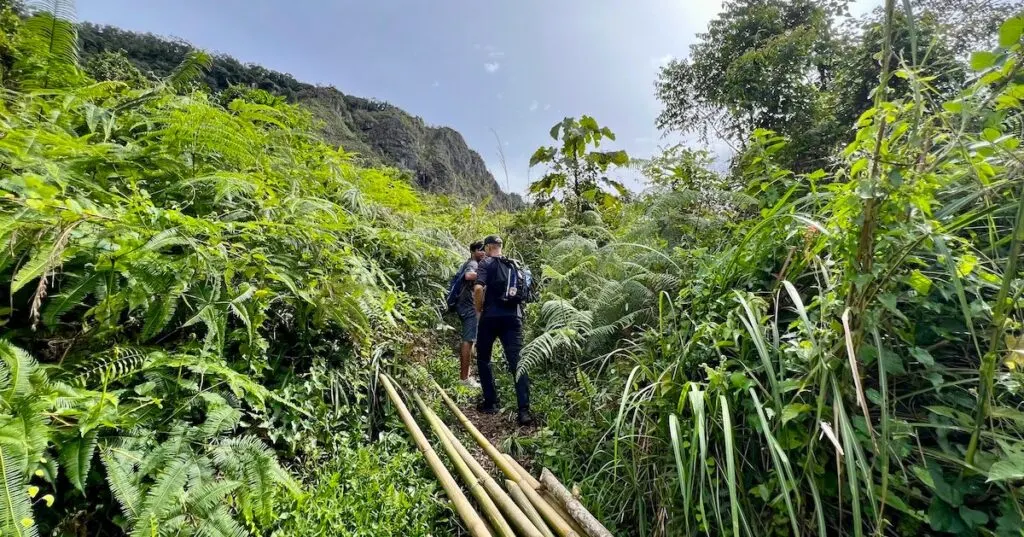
[528,116,629,215]
[655,0,848,172]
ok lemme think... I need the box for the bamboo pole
[411,394,526,537]
[432,381,579,535]
[503,453,543,490]
[540,468,613,537]
[516,472,580,537]
[415,397,546,537]
[378,374,492,537]
[433,380,542,488]
[501,455,587,536]
[507,480,557,537]
[542,491,587,536]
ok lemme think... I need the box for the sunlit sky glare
[79,0,883,193]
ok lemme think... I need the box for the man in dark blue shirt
[473,235,532,426]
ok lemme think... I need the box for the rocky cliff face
[79,23,519,209]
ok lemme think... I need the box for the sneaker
[460,377,481,389]
[517,409,534,427]
[476,401,499,414]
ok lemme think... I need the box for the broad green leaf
[907,270,932,295]
[999,15,1024,47]
[959,506,988,528]
[987,457,1024,483]
[780,403,811,424]
[910,347,935,367]
[970,51,999,71]
[956,253,978,278]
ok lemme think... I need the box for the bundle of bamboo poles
[376,373,615,537]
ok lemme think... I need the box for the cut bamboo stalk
[415,395,547,537]
[542,490,588,536]
[517,473,580,537]
[411,394,524,537]
[540,468,613,537]
[507,479,557,537]
[432,381,579,535]
[503,453,544,490]
[379,375,493,537]
[433,380,543,488]
[504,454,585,535]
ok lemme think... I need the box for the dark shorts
[459,309,478,342]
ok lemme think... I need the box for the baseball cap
[483,235,503,246]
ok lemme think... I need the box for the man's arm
[464,270,477,281]
[474,260,488,314]
[473,284,485,314]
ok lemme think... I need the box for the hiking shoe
[517,409,534,427]
[476,401,499,414]
[460,377,481,389]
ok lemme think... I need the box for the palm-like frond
[23,0,78,65]
[167,50,212,89]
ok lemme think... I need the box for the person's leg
[498,317,530,411]
[475,317,499,408]
[459,313,478,381]
[459,341,472,380]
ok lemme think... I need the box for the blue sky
[79,0,880,194]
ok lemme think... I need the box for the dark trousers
[476,315,530,411]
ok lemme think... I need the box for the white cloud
[431,80,440,87]
[650,54,675,69]
[543,104,551,111]
[528,100,539,112]
[488,50,505,59]
[484,62,501,73]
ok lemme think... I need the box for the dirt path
[458,405,539,476]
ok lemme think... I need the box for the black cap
[483,235,503,246]
[469,240,484,252]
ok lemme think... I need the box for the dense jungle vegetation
[0,0,1022,536]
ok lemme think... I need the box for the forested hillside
[1,0,1023,536]
[77,23,520,209]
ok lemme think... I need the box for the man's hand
[464,271,477,281]
[473,285,485,314]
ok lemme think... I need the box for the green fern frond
[141,287,183,341]
[22,0,79,66]
[58,429,97,493]
[0,341,38,402]
[100,446,142,521]
[196,507,249,537]
[199,405,241,438]
[41,272,103,327]
[167,50,212,89]
[184,480,240,515]
[138,456,192,521]
[69,347,153,387]
[0,444,39,537]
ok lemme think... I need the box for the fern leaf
[0,444,38,537]
[167,51,212,89]
[42,272,102,327]
[59,429,98,493]
[0,342,37,401]
[138,456,191,520]
[23,0,79,66]
[142,287,182,341]
[11,240,60,294]
[199,406,241,438]
[196,507,249,537]
[184,480,239,515]
[100,447,142,521]
[140,229,190,254]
